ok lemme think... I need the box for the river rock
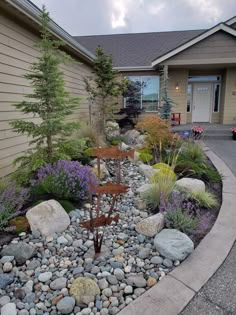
[154,229,194,261]
[69,277,100,304]
[1,242,35,265]
[56,296,75,314]
[26,199,70,237]
[50,277,67,290]
[1,303,17,315]
[126,276,146,288]
[135,213,164,237]
[176,178,205,193]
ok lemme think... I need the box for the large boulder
[135,213,164,237]
[1,242,36,265]
[138,164,159,179]
[124,129,140,145]
[26,200,70,237]
[69,277,100,304]
[176,178,205,193]
[105,121,120,141]
[154,229,194,261]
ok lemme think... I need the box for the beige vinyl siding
[222,67,236,124]
[165,31,236,64]
[0,13,97,177]
[168,69,188,124]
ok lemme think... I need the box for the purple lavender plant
[0,184,30,227]
[33,160,98,201]
[160,191,199,235]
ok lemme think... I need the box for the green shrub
[58,138,89,160]
[180,142,206,164]
[188,191,218,209]
[165,208,198,235]
[152,163,177,181]
[141,177,175,212]
[139,152,153,163]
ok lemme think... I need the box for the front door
[192,83,212,122]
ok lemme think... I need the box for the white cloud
[186,0,222,23]
[30,0,236,35]
[111,0,128,28]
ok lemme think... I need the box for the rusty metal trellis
[80,145,134,255]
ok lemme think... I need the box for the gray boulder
[1,242,36,265]
[26,199,70,237]
[135,213,164,237]
[154,229,194,261]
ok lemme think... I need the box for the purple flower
[33,160,98,201]
[0,184,29,215]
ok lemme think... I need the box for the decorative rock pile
[0,159,194,315]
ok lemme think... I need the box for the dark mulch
[0,232,16,247]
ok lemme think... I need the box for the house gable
[163,30,236,65]
[152,24,236,66]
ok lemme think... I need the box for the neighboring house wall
[0,13,97,177]
[165,31,236,64]
[223,67,236,124]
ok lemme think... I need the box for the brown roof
[74,29,205,68]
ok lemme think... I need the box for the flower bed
[0,154,221,315]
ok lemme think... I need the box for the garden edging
[118,142,236,315]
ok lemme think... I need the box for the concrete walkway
[181,139,236,315]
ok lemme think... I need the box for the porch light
[175,82,179,90]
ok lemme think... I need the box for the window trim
[124,75,160,112]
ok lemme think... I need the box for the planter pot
[191,131,202,140]
[232,132,236,141]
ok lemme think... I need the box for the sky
[30,0,236,36]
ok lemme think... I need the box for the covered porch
[167,65,236,125]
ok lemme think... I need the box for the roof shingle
[74,30,205,67]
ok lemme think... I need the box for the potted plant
[191,126,204,140]
[231,127,236,140]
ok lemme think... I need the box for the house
[0,0,99,177]
[0,0,236,177]
[75,18,236,125]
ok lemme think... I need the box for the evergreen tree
[85,47,127,132]
[10,6,80,169]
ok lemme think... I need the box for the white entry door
[192,83,212,122]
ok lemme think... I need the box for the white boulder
[154,229,194,261]
[135,213,165,237]
[176,178,205,193]
[26,200,70,237]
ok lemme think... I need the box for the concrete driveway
[181,139,236,315]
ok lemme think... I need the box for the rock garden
[0,8,222,315]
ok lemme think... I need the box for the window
[187,84,192,112]
[213,84,220,112]
[125,76,159,112]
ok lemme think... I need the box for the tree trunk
[46,135,53,161]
